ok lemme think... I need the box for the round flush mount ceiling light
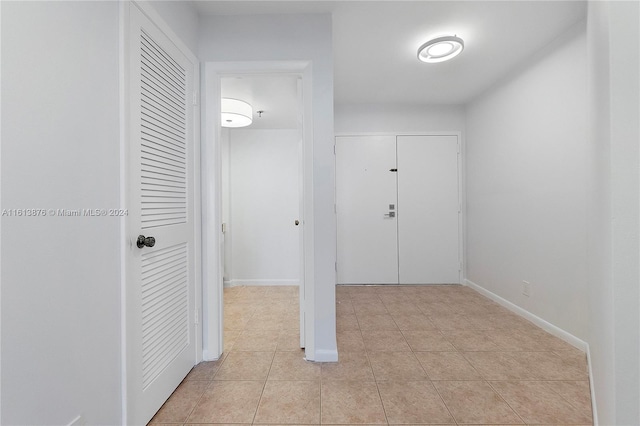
[417,35,464,63]
[221,98,253,128]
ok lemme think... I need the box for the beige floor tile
[382,301,423,315]
[337,330,366,352]
[277,329,302,351]
[390,313,436,330]
[553,349,590,375]
[362,329,411,352]
[224,312,253,330]
[281,311,301,330]
[268,351,321,380]
[232,329,280,352]
[337,313,360,331]
[150,380,210,423]
[356,313,399,330]
[429,314,477,330]
[463,351,538,380]
[244,312,284,330]
[440,329,501,351]
[337,300,355,315]
[368,351,428,381]
[223,329,241,352]
[377,380,455,424]
[517,351,588,380]
[416,302,455,315]
[434,381,523,425]
[321,381,387,424]
[187,380,263,423]
[214,351,274,381]
[352,301,389,315]
[254,380,320,424]
[415,351,482,380]
[544,380,593,416]
[402,330,455,352]
[321,351,375,381]
[185,359,224,381]
[490,381,592,424]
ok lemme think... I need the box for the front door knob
[137,235,156,249]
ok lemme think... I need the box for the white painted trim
[224,279,300,287]
[131,1,197,64]
[464,279,589,351]
[118,3,129,423]
[310,349,339,362]
[202,60,315,362]
[586,346,599,425]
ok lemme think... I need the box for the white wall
[146,0,199,54]
[335,103,465,134]
[199,14,336,360]
[587,2,640,424]
[465,23,588,340]
[1,2,122,424]
[224,129,300,286]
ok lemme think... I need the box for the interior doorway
[202,61,314,362]
[220,74,302,290]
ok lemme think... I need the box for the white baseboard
[586,347,598,425]
[224,279,300,288]
[463,279,588,352]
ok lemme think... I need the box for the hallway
[150,285,593,425]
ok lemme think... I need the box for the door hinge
[193,91,198,106]
[195,308,199,325]
[335,262,337,272]
[334,203,337,214]
[333,144,336,155]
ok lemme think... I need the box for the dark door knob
[137,235,156,248]
[295,220,300,226]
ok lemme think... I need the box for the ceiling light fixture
[417,35,464,63]
[221,98,253,128]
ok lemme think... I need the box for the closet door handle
[137,235,156,248]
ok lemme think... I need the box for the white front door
[336,136,399,284]
[336,135,460,285]
[397,135,460,284]
[125,4,197,424]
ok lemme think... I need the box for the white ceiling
[199,0,587,118]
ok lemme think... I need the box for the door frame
[334,131,465,284]
[120,1,202,423]
[202,61,314,360]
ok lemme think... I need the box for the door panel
[397,135,460,284]
[336,136,398,284]
[126,4,196,424]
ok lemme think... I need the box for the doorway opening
[202,61,314,362]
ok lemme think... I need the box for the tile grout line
[485,379,527,425]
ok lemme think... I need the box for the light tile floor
[150,284,593,425]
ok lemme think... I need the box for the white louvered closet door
[126,4,197,425]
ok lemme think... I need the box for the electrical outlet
[522,280,531,297]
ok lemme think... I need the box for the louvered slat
[140,29,187,230]
[141,242,189,389]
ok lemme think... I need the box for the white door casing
[397,135,460,284]
[203,61,314,360]
[336,135,399,284]
[124,3,199,424]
